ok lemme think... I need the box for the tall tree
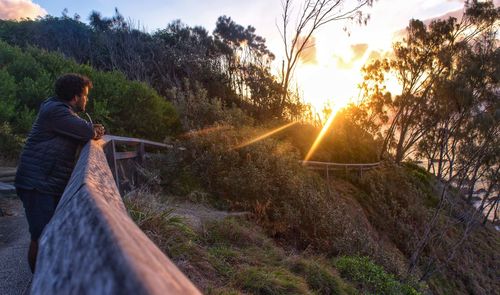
[359,1,499,163]
[278,0,373,117]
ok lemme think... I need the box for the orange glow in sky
[289,27,403,117]
[294,45,370,113]
[266,0,474,117]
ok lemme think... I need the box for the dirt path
[170,202,250,231]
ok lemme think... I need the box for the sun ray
[181,125,231,138]
[304,112,335,162]
[232,121,298,150]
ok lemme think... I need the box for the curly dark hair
[54,73,93,101]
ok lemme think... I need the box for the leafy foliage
[235,267,311,295]
[159,124,403,270]
[288,257,356,295]
[359,2,499,165]
[0,122,24,159]
[278,107,381,163]
[0,11,302,121]
[336,256,419,295]
[0,41,179,146]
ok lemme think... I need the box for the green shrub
[402,162,433,187]
[168,80,253,130]
[179,124,381,256]
[203,218,268,248]
[205,287,242,295]
[353,164,431,258]
[402,162,439,208]
[0,122,24,158]
[335,256,419,295]
[13,106,36,134]
[288,257,356,295]
[278,106,381,163]
[0,40,180,143]
[236,267,311,295]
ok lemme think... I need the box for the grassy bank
[123,123,499,294]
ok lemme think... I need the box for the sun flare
[294,48,369,117]
[297,64,360,114]
[231,121,298,150]
[304,111,336,162]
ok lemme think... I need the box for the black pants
[17,188,60,240]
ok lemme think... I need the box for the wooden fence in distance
[103,135,173,195]
[301,160,381,180]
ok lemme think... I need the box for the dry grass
[124,190,359,294]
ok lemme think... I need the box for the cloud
[393,0,500,41]
[426,0,500,24]
[392,8,464,41]
[334,43,369,69]
[335,56,351,69]
[351,43,368,60]
[0,0,47,20]
[295,35,317,64]
[366,50,382,62]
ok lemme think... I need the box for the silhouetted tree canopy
[0,10,300,122]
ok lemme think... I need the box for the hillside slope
[127,127,499,294]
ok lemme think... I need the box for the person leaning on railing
[14,73,105,273]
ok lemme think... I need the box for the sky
[1,0,498,111]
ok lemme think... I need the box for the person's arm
[50,105,94,142]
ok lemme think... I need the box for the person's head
[55,73,93,112]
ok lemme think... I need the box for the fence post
[136,142,146,187]
[105,140,120,190]
[138,142,145,163]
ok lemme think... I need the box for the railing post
[136,142,146,187]
[105,140,120,190]
[326,164,329,182]
[138,142,145,163]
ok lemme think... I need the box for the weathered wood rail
[103,135,171,194]
[301,160,381,179]
[32,136,200,294]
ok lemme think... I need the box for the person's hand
[93,124,105,140]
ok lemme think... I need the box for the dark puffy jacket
[15,97,94,196]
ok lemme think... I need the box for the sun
[297,64,361,114]
[294,47,368,117]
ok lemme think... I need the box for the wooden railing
[301,160,381,179]
[31,136,200,295]
[102,135,171,194]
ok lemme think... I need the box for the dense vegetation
[126,189,421,295]
[0,40,179,160]
[357,1,499,205]
[0,11,304,121]
[140,123,498,294]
